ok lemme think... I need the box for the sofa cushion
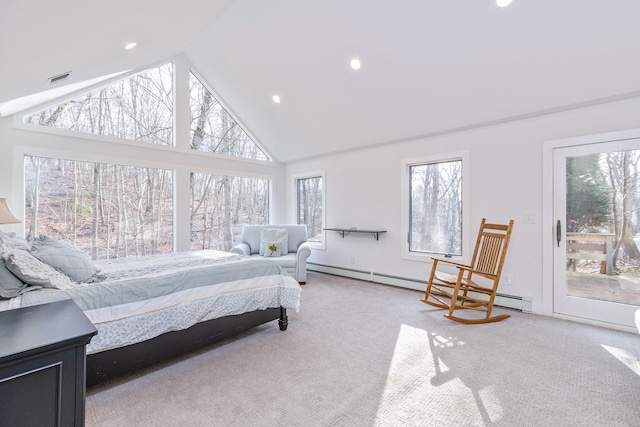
[242,225,263,255]
[252,253,296,269]
[271,253,297,269]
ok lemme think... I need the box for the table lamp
[0,198,21,226]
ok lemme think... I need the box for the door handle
[556,220,561,247]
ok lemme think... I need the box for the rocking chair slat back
[476,234,503,276]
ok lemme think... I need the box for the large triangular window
[189,72,268,161]
[24,63,174,146]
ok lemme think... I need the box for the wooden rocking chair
[421,218,514,324]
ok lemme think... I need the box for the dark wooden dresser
[0,299,97,427]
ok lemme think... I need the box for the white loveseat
[230,224,312,284]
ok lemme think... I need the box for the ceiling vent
[49,72,71,84]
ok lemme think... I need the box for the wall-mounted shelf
[324,228,387,241]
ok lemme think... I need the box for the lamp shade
[0,198,21,224]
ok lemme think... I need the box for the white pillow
[4,247,76,290]
[259,228,288,256]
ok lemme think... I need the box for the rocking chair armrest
[430,257,470,269]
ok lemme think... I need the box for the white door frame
[542,127,640,333]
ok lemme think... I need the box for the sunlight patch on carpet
[601,344,640,376]
[374,324,505,425]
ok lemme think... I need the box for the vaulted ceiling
[2,0,639,162]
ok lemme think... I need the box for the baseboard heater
[307,263,532,313]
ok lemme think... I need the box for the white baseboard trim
[308,263,532,312]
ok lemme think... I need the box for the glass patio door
[553,138,640,330]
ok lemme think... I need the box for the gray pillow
[5,247,76,290]
[0,246,29,299]
[31,236,98,283]
[0,269,28,298]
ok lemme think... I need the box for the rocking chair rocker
[421,218,514,324]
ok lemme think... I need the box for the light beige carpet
[86,272,640,426]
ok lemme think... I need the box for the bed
[0,232,301,385]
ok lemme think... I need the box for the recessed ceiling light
[350,58,361,70]
[496,0,512,7]
[125,42,137,50]
[272,95,281,104]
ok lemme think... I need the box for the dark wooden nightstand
[0,299,97,427]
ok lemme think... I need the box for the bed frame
[86,307,288,386]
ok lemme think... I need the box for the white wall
[285,96,640,315]
[0,116,287,249]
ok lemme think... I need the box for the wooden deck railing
[566,233,614,275]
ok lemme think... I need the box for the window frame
[293,170,326,250]
[401,151,470,263]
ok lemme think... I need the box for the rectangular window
[402,152,468,261]
[296,174,324,246]
[24,156,173,259]
[190,172,269,251]
[409,160,462,256]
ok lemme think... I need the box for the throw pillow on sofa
[259,228,288,256]
[263,241,283,257]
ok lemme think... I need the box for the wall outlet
[502,274,512,285]
[522,214,535,224]
[350,256,355,264]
